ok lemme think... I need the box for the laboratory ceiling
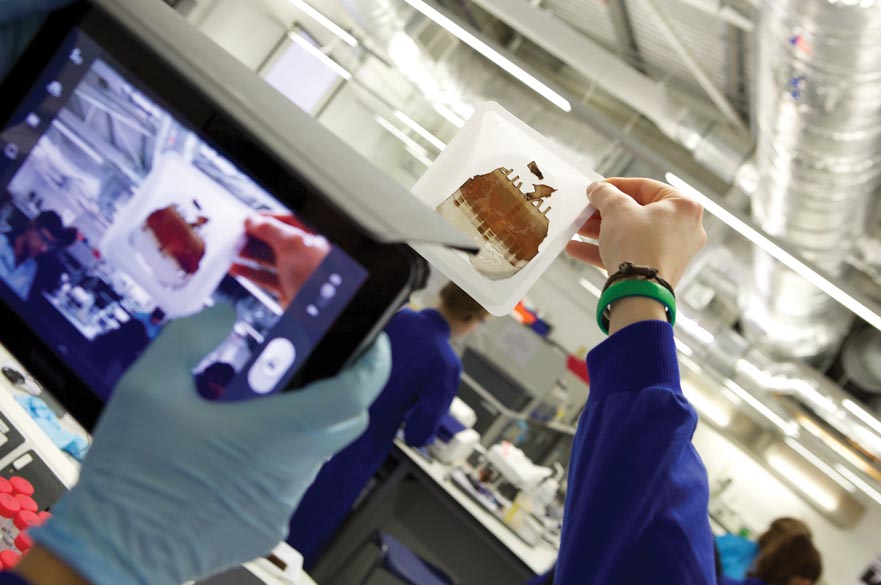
[189,0,881,528]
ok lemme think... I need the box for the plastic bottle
[0,550,21,569]
[6,511,39,549]
[8,477,33,498]
[37,511,51,525]
[13,494,37,514]
[13,532,32,555]
[0,495,21,542]
[0,478,13,496]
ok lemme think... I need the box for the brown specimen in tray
[143,205,207,274]
[446,167,556,266]
[527,161,544,180]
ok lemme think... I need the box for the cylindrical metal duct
[744,0,881,359]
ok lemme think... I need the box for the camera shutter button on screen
[247,338,296,395]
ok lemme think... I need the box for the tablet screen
[0,28,368,402]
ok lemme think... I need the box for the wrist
[15,546,89,585]
[597,276,675,335]
[29,483,159,585]
[608,296,668,335]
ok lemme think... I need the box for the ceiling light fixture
[400,0,572,112]
[577,277,602,298]
[395,111,447,150]
[675,338,695,358]
[768,453,841,512]
[433,103,466,128]
[784,438,856,493]
[286,0,358,46]
[682,381,731,427]
[666,172,881,335]
[798,416,879,477]
[723,379,799,437]
[374,115,434,166]
[287,33,352,80]
[843,399,881,436]
[405,146,433,167]
[835,465,881,506]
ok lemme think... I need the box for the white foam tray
[411,102,599,315]
[101,153,254,318]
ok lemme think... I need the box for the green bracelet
[596,279,676,335]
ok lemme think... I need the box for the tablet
[0,4,415,428]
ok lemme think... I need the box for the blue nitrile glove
[31,305,391,585]
[15,395,89,460]
[0,0,75,80]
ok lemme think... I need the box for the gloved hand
[30,305,391,585]
[0,0,75,80]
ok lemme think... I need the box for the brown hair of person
[749,532,822,585]
[757,518,812,551]
[439,282,489,323]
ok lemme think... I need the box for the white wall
[521,257,606,356]
[196,0,286,70]
[694,422,880,585]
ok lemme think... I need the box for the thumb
[127,304,236,378]
[587,181,634,214]
[263,334,392,431]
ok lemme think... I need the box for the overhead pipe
[676,284,881,463]
[744,0,881,359]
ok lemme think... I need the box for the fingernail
[587,181,603,198]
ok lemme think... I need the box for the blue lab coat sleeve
[721,577,766,585]
[555,320,715,584]
[402,358,462,447]
[0,573,30,584]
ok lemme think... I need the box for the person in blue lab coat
[716,518,821,585]
[286,282,489,567]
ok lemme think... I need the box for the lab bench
[311,440,558,584]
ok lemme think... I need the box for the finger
[604,177,681,205]
[566,240,604,269]
[244,216,291,251]
[576,213,602,240]
[230,264,282,295]
[238,238,277,268]
[270,334,392,430]
[586,181,636,214]
[263,212,306,231]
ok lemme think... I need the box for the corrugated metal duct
[743,0,881,359]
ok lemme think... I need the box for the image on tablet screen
[0,33,367,402]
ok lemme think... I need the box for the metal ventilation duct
[743,0,881,359]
